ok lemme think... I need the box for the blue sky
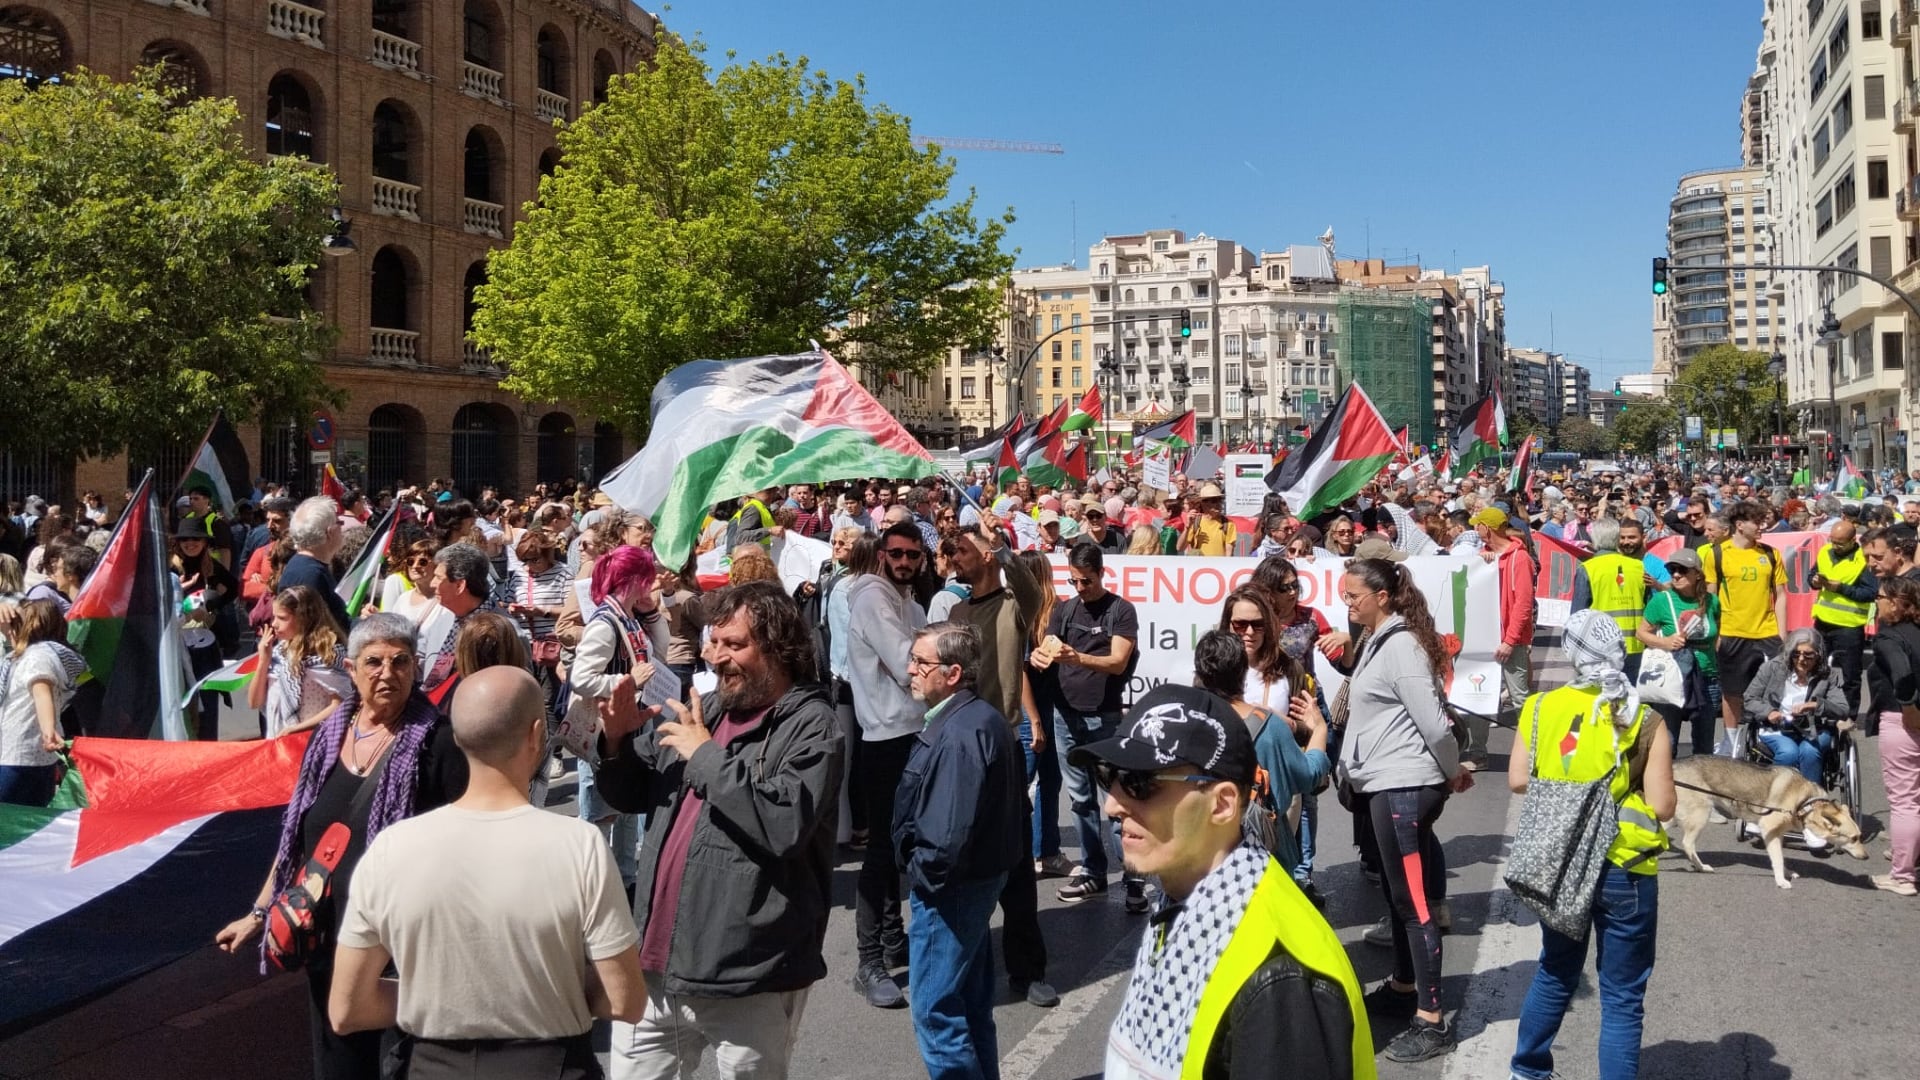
[666,0,1763,385]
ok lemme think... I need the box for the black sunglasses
[1092,763,1220,801]
[883,548,923,561]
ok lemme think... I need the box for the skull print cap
[1066,684,1257,788]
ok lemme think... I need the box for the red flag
[1035,396,1073,440]
[996,434,1021,486]
[321,463,347,502]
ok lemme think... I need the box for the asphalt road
[4,645,1916,1079]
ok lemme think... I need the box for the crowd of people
[2,453,1917,1078]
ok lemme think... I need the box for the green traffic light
[1652,282,1667,295]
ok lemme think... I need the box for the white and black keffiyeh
[1563,609,1639,730]
[1107,843,1269,1079]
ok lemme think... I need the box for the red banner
[1532,530,1826,633]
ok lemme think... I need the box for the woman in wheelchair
[1743,628,1849,784]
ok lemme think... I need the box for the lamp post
[1276,389,1294,455]
[1247,389,1263,452]
[1172,364,1190,412]
[1098,346,1122,469]
[1767,350,1786,471]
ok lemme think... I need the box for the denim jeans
[1511,864,1659,1080]
[909,874,1007,1080]
[1051,707,1124,881]
[1758,727,1832,784]
[1018,709,1061,859]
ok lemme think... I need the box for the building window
[1051,368,1062,388]
[536,26,569,95]
[1224,335,1241,358]
[1096,288,1109,302]
[1051,315,1061,333]
[960,377,976,399]
[1833,88,1853,140]
[1053,394,1063,409]
[463,0,498,68]
[1884,330,1904,369]
[1195,283,1210,298]
[265,73,318,159]
[140,41,205,99]
[1072,313,1082,332]
[1869,158,1889,198]
[1072,366,1083,387]
[0,7,68,84]
[371,100,416,182]
[1123,289,1135,302]
[1226,363,1242,385]
[1098,262,1108,277]
[1071,341,1082,361]
[1864,1,1883,39]
[1812,121,1830,169]
[1153,240,1169,252]
[1147,287,1159,302]
[1816,192,1834,236]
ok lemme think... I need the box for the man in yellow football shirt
[1702,501,1789,756]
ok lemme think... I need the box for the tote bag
[1504,696,1621,939]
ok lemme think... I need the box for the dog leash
[1670,778,1834,820]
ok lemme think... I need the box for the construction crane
[911,136,1064,154]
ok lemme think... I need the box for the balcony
[1903,182,1920,223]
[463,198,505,237]
[370,176,420,220]
[370,329,419,365]
[1143,323,1164,339]
[535,89,570,124]
[1668,215,1726,242]
[1243,318,1268,335]
[463,343,503,372]
[265,0,324,45]
[1899,6,1915,46]
[172,0,211,13]
[369,30,421,74]
[462,62,505,103]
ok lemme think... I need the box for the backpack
[1707,540,1778,603]
[1065,594,1141,679]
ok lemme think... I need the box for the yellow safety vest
[1812,545,1871,628]
[1522,686,1667,875]
[1584,553,1647,655]
[1183,859,1375,1080]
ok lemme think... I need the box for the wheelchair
[1740,708,1862,826]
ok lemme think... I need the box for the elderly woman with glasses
[1743,627,1849,783]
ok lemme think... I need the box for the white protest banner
[1142,452,1172,492]
[1042,554,1503,717]
[772,532,832,593]
[1223,454,1270,518]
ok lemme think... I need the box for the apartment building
[0,1,662,501]
[854,283,1038,448]
[1011,265,1094,418]
[1759,0,1908,472]
[1657,165,1775,373]
[1215,244,1344,445]
[1504,348,1566,428]
[1086,230,1256,445]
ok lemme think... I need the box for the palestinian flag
[1835,454,1868,498]
[66,471,194,741]
[1453,389,1507,476]
[1434,449,1452,480]
[336,506,397,618]
[321,462,348,503]
[176,410,251,516]
[958,412,1023,467]
[1264,384,1399,519]
[179,652,262,709]
[1137,409,1197,452]
[1507,434,1536,494]
[1034,396,1073,441]
[0,734,309,1032]
[1062,387,1102,432]
[1028,433,1089,487]
[600,348,935,570]
[996,434,1022,488]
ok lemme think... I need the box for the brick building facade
[0,0,658,504]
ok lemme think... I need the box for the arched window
[536,27,568,94]
[450,403,514,496]
[371,0,410,38]
[538,147,560,178]
[592,50,616,103]
[370,247,412,330]
[139,41,204,99]
[536,412,576,482]
[367,404,425,494]
[371,100,415,182]
[1171,286,1182,300]
[1123,289,1135,302]
[464,128,498,201]
[265,73,318,159]
[591,421,624,483]
[463,0,499,68]
[462,261,490,367]
[0,7,67,85]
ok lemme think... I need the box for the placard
[1223,454,1270,518]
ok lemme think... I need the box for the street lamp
[1767,351,1786,468]
[1247,389,1263,451]
[1276,389,1294,454]
[321,206,356,257]
[1098,346,1122,468]
[1172,364,1190,411]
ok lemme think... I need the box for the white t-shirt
[0,645,76,767]
[1244,670,1292,715]
[337,803,638,1040]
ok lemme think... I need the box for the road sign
[308,450,332,465]
[307,410,337,451]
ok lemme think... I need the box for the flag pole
[172,409,225,505]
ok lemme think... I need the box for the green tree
[1509,409,1545,445]
[1670,345,1780,449]
[474,40,1016,434]
[1609,402,1679,455]
[1553,416,1611,455]
[0,69,340,461]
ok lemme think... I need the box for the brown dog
[1670,756,1868,889]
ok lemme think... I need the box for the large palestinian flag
[176,411,251,516]
[1453,389,1507,476]
[1264,384,1399,519]
[600,349,935,569]
[0,735,309,1033]
[1062,387,1102,432]
[957,412,1023,468]
[1835,454,1868,498]
[1137,409,1197,452]
[336,506,397,618]
[66,471,194,741]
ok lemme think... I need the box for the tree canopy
[1608,403,1679,455]
[1552,416,1611,455]
[472,40,1016,434]
[1670,345,1781,447]
[0,69,339,461]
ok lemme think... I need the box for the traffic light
[1613,379,1623,397]
[1652,257,1670,296]
[1179,309,1192,338]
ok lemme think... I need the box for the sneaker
[1123,879,1149,914]
[1299,880,1328,911]
[1436,901,1453,933]
[1011,978,1060,1007]
[852,962,905,1009]
[1872,874,1919,896]
[1385,1017,1456,1063]
[1361,980,1417,1016]
[1056,872,1108,903]
[1803,831,1829,852]
[1362,914,1395,947]
[1034,853,1077,879]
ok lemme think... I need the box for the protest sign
[1142,453,1172,492]
[1530,530,1825,633]
[1223,454,1270,518]
[1044,554,1503,717]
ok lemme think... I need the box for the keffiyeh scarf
[1563,609,1639,730]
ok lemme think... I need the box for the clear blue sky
[666,0,1762,385]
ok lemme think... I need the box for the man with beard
[842,523,931,1008]
[592,581,845,1080]
[1810,517,1876,719]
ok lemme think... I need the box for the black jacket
[593,682,845,997]
[891,689,1022,895]
[1870,620,1920,712]
[1202,942,1355,1080]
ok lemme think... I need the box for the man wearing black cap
[1078,685,1369,1080]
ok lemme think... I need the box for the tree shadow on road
[1640,1032,1791,1079]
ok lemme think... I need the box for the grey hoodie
[843,572,928,741]
[1337,615,1455,792]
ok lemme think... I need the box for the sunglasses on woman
[1091,763,1220,801]
[1230,618,1266,633]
